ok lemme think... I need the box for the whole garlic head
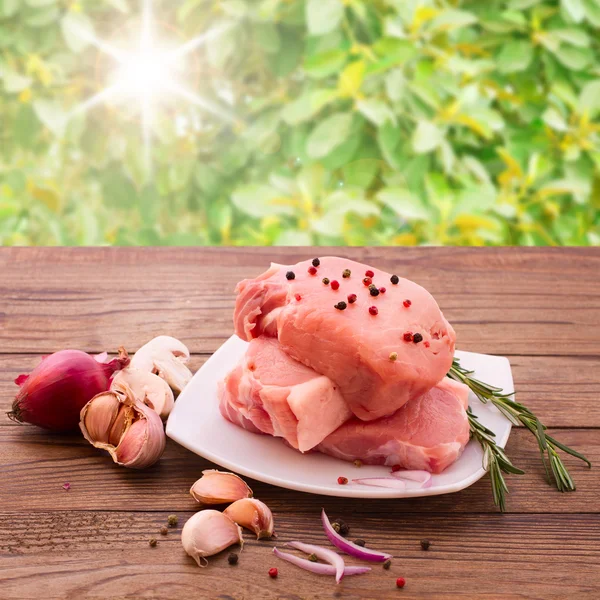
[181,510,243,567]
[80,386,166,469]
[190,470,253,505]
[111,368,174,420]
[130,336,192,395]
[224,498,274,539]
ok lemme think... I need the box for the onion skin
[7,348,129,432]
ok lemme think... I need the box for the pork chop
[234,257,456,420]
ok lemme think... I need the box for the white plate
[167,335,513,498]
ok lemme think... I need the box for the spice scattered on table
[331,519,349,536]
[228,552,239,565]
[268,567,278,578]
[62,482,71,491]
[396,577,406,588]
[167,514,178,527]
[160,526,168,536]
[354,539,366,547]
[383,559,392,570]
[420,539,430,551]
[149,538,157,547]
[308,553,318,562]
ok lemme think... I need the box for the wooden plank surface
[0,247,599,599]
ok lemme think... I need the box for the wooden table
[1,248,599,600]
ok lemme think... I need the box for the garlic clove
[181,510,243,567]
[80,392,120,445]
[112,368,175,420]
[80,388,166,469]
[190,470,253,505]
[224,498,274,539]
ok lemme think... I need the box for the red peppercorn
[365,269,374,278]
[379,287,386,294]
[403,299,412,308]
[403,332,413,342]
[363,277,372,286]
[308,266,317,275]
[347,293,357,304]
[331,280,340,291]
[391,465,402,472]
[396,577,406,588]
[337,476,348,485]
[295,294,302,301]
[369,306,378,316]
[424,341,430,348]
[269,567,278,578]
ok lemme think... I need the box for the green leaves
[306,0,344,36]
[306,113,353,159]
[496,40,534,73]
[231,184,294,218]
[412,121,444,154]
[61,12,95,53]
[377,188,430,220]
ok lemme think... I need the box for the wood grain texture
[1,247,599,599]
[2,247,599,356]
[0,511,598,600]
[2,353,599,427]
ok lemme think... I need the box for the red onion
[287,541,345,584]
[352,477,407,490]
[321,509,392,562]
[273,547,370,577]
[8,348,129,431]
[390,470,432,488]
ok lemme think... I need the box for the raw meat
[234,257,456,421]
[317,377,470,473]
[218,338,352,452]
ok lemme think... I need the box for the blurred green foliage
[1,0,600,246]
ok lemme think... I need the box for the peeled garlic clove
[181,510,243,567]
[80,392,120,445]
[112,368,175,420]
[224,498,274,539]
[190,470,253,505]
[80,387,166,469]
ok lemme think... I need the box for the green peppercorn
[389,352,398,361]
[149,538,157,547]
[342,269,351,278]
[167,515,178,527]
[332,519,349,536]
[322,277,330,285]
[308,553,318,562]
[160,526,168,536]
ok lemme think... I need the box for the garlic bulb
[111,368,175,420]
[181,510,243,567]
[80,385,166,469]
[224,498,274,539]
[190,470,253,505]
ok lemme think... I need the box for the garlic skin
[181,510,243,567]
[190,470,253,505]
[80,386,166,469]
[130,336,192,395]
[111,368,175,420]
[224,498,274,539]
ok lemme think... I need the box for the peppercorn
[228,552,239,565]
[403,332,413,342]
[286,271,295,280]
[332,519,349,536]
[396,577,406,588]
[330,280,340,290]
[370,287,380,297]
[160,526,168,536]
[383,559,392,570]
[322,277,330,285]
[308,553,318,562]
[424,341,430,348]
[149,538,157,547]
[379,287,386,294]
[389,352,398,361]
[403,299,412,308]
[363,277,372,286]
[369,306,378,316]
[295,293,302,301]
[365,270,374,278]
[354,539,366,547]
[353,459,362,467]
[420,539,430,551]
[308,266,317,275]
[347,293,357,304]
[413,333,423,344]
[312,258,320,267]
[342,269,351,278]
[167,515,178,527]
[390,275,399,285]
[337,476,348,485]
[334,301,347,311]
[269,567,278,578]
[391,465,402,472]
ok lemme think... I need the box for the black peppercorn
[312,258,320,267]
[228,552,239,565]
[334,301,347,310]
[413,333,423,344]
[420,539,430,551]
[383,559,392,569]
[390,275,399,285]
[286,271,295,280]
[369,287,380,297]
[354,539,366,547]
[331,519,349,536]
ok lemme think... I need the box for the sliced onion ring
[390,470,432,488]
[273,547,370,577]
[287,541,345,583]
[321,509,392,563]
[352,477,407,490]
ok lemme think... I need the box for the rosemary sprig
[448,358,591,510]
